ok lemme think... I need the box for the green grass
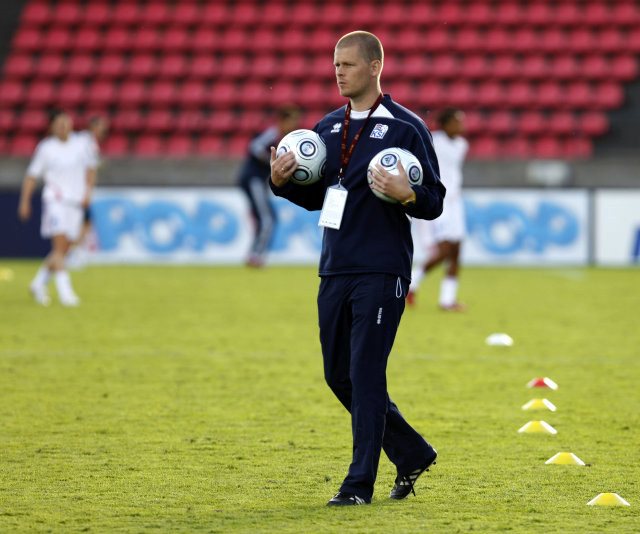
[0,261,639,533]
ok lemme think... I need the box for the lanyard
[338,93,384,185]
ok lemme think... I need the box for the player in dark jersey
[269,32,445,506]
[237,104,301,267]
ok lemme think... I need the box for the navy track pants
[317,273,434,502]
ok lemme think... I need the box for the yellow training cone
[522,398,557,411]
[518,420,557,434]
[587,493,630,506]
[545,452,585,465]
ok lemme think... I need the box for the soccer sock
[54,270,76,298]
[31,265,51,289]
[439,276,459,307]
[409,265,426,293]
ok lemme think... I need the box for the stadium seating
[1,0,639,159]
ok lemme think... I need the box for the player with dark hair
[408,107,468,310]
[18,109,97,306]
[238,104,302,267]
[269,31,445,506]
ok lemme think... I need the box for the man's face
[50,114,72,140]
[445,112,466,137]
[334,45,374,99]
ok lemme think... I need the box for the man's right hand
[18,201,31,222]
[270,146,299,187]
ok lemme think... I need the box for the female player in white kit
[408,108,468,310]
[18,109,97,306]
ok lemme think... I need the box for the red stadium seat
[83,3,111,26]
[579,112,608,136]
[111,110,143,133]
[554,3,581,26]
[35,54,65,78]
[547,111,576,136]
[477,81,505,108]
[96,54,126,79]
[566,82,593,109]
[502,137,533,159]
[18,109,48,133]
[147,81,177,108]
[102,28,131,52]
[250,54,279,80]
[484,28,511,53]
[134,135,164,157]
[45,28,73,52]
[594,82,624,110]
[145,110,174,133]
[466,3,494,26]
[52,3,83,26]
[221,54,251,80]
[504,81,535,108]
[87,80,117,107]
[583,4,611,27]
[67,54,95,79]
[117,80,147,108]
[469,136,500,159]
[494,3,522,26]
[203,110,235,134]
[166,135,193,157]
[567,28,596,53]
[447,81,474,107]
[111,2,140,25]
[534,137,564,159]
[10,134,38,156]
[431,56,458,80]
[25,81,56,107]
[460,55,489,80]
[612,3,640,26]
[20,2,50,27]
[188,56,218,80]
[72,28,103,52]
[453,28,483,53]
[208,81,237,109]
[517,111,548,136]
[564,137,592,158]
[175,111,206,133]
[611,55,638,81]
[0,80,25,107]
[177,81,208,109]
[57,80,86,108]
[12,28,42,51]
[127,55,158,79]
[161,28,190,52]
[521,55,549,80]
[511,28,537,53]
[103,134,130,156]
[197,135,226,156]
[173,4,200,26]
[157,55,187,79]
[487,111,515,135]
[524,3,553,26]
[582,55,608,81]
[131,28,161,52]
[142,3,171,26]
[535,81,563,110]
[228,134,250,156]
[0,110,16,132]
[403,55,430,79]
[190,27,217,53]
[492,55,519,80]
[2,54,33,79]
[200,4,231,26]
[551,55,581,81]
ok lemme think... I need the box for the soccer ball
[367,147,423,203]
[276,129,327,185]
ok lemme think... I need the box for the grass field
[0,261,639,533]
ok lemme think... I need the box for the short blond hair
[336,31,384,65]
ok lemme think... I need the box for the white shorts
[41,200,84,241]
[431,197,466,242]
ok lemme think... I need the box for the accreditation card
[318,184,348,230]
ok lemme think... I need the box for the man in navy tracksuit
[269,31,445,506]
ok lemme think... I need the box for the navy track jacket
[270,94,446,281]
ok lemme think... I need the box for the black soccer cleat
[389,449,437,500]
[327,492,367,506]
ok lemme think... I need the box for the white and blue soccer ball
[367,147,423,203]
[276,129,326,185]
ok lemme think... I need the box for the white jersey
[432,130,468,201]
[75,129,101,168]
[26,133,97,205]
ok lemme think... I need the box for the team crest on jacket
[370,124,389,139]
[331,122,342,133]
